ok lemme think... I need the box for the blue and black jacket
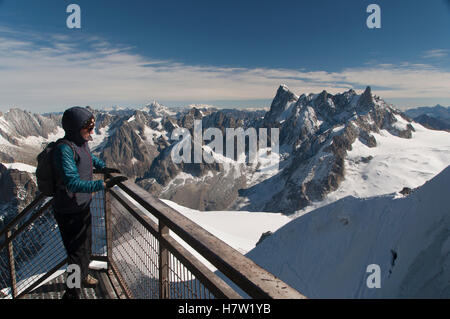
[52,107,106,214]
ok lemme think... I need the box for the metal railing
[0,178,107,299]
[0,174,306,299]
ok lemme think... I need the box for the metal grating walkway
[22,269,119,299]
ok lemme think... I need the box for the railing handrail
[112,178,306,299]
[2,173,306,299]
[108,185,243,299]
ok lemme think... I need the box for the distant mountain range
[404,105,450,132]
[1,86,449,299]
[0,87,449,219]
[404,104,450,119]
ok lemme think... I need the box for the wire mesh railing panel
[91,189,107,258]
[3,176,304,299]
[10,205,67,297]
[0,188,108,299]
[0,244,11,298]
[109,198,160,299]
[168,251,215,299]
[108,191,225,299]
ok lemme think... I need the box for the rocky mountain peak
[0,85,439,216]
[274,85,298,106]
[263,85,299,125]
[357,86,375,110]
[0,108,59,140]
[317,90,330,101]
[363,85,371,96]
[0,163,36,208]
[142,100,175,118]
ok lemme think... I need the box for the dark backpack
[36,139,79,196]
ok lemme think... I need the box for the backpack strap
[56,138,80,163]
[53,139,79,196]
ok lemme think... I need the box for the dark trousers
[54,207,92,290]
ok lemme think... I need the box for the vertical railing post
[104,181,112,267]
[6,230,17,299]
[159,222,170,299]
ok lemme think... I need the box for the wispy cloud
[422,49,448,59]
[0,27,450,112]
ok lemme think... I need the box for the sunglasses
[82,117,95,131]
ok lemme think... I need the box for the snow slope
[1,162,36,173]
[161,199,291,254]
[114,189,291,274]
[293,122,450,218]
[246,165,450,298]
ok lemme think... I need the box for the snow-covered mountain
[241,85,420,213]
[1,85,449,216]
[140,101,176,118]
[0,163,37,229]
[143,85,449,214]
[245,165,450,298]
[1,86,449,299]
[405,105,450,132]
[161,199,291,256]
[405,104,450,120]
[411,114,450,132]
[0,109,64,165]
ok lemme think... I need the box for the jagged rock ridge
[242,85,416,213]
[0,86,441,215]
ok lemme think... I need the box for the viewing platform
[0,173,306,299]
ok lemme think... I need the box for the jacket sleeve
[53,144,105,193]
[91,153,106,169]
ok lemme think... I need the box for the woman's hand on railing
[104,176,128,189]
[94,167,121,175]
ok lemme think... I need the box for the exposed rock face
[0,164,37,228]
[137,107,260,210]
[404,104,450,120]
[0,109,63,165]
[101,113,158,178]
[154,168,246,211]
[0,86,420,214]
[233,86,417,214]
[139,85,416,213]
[412,114,450,132]
[256,231,273,246]
[142,101,176,118]
[263,85,299,129]
[0,109,60,141]
[399,187,412,196]
[96,105,178,178]
[0,164,36,206]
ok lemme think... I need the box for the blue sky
[0,0,449,112]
